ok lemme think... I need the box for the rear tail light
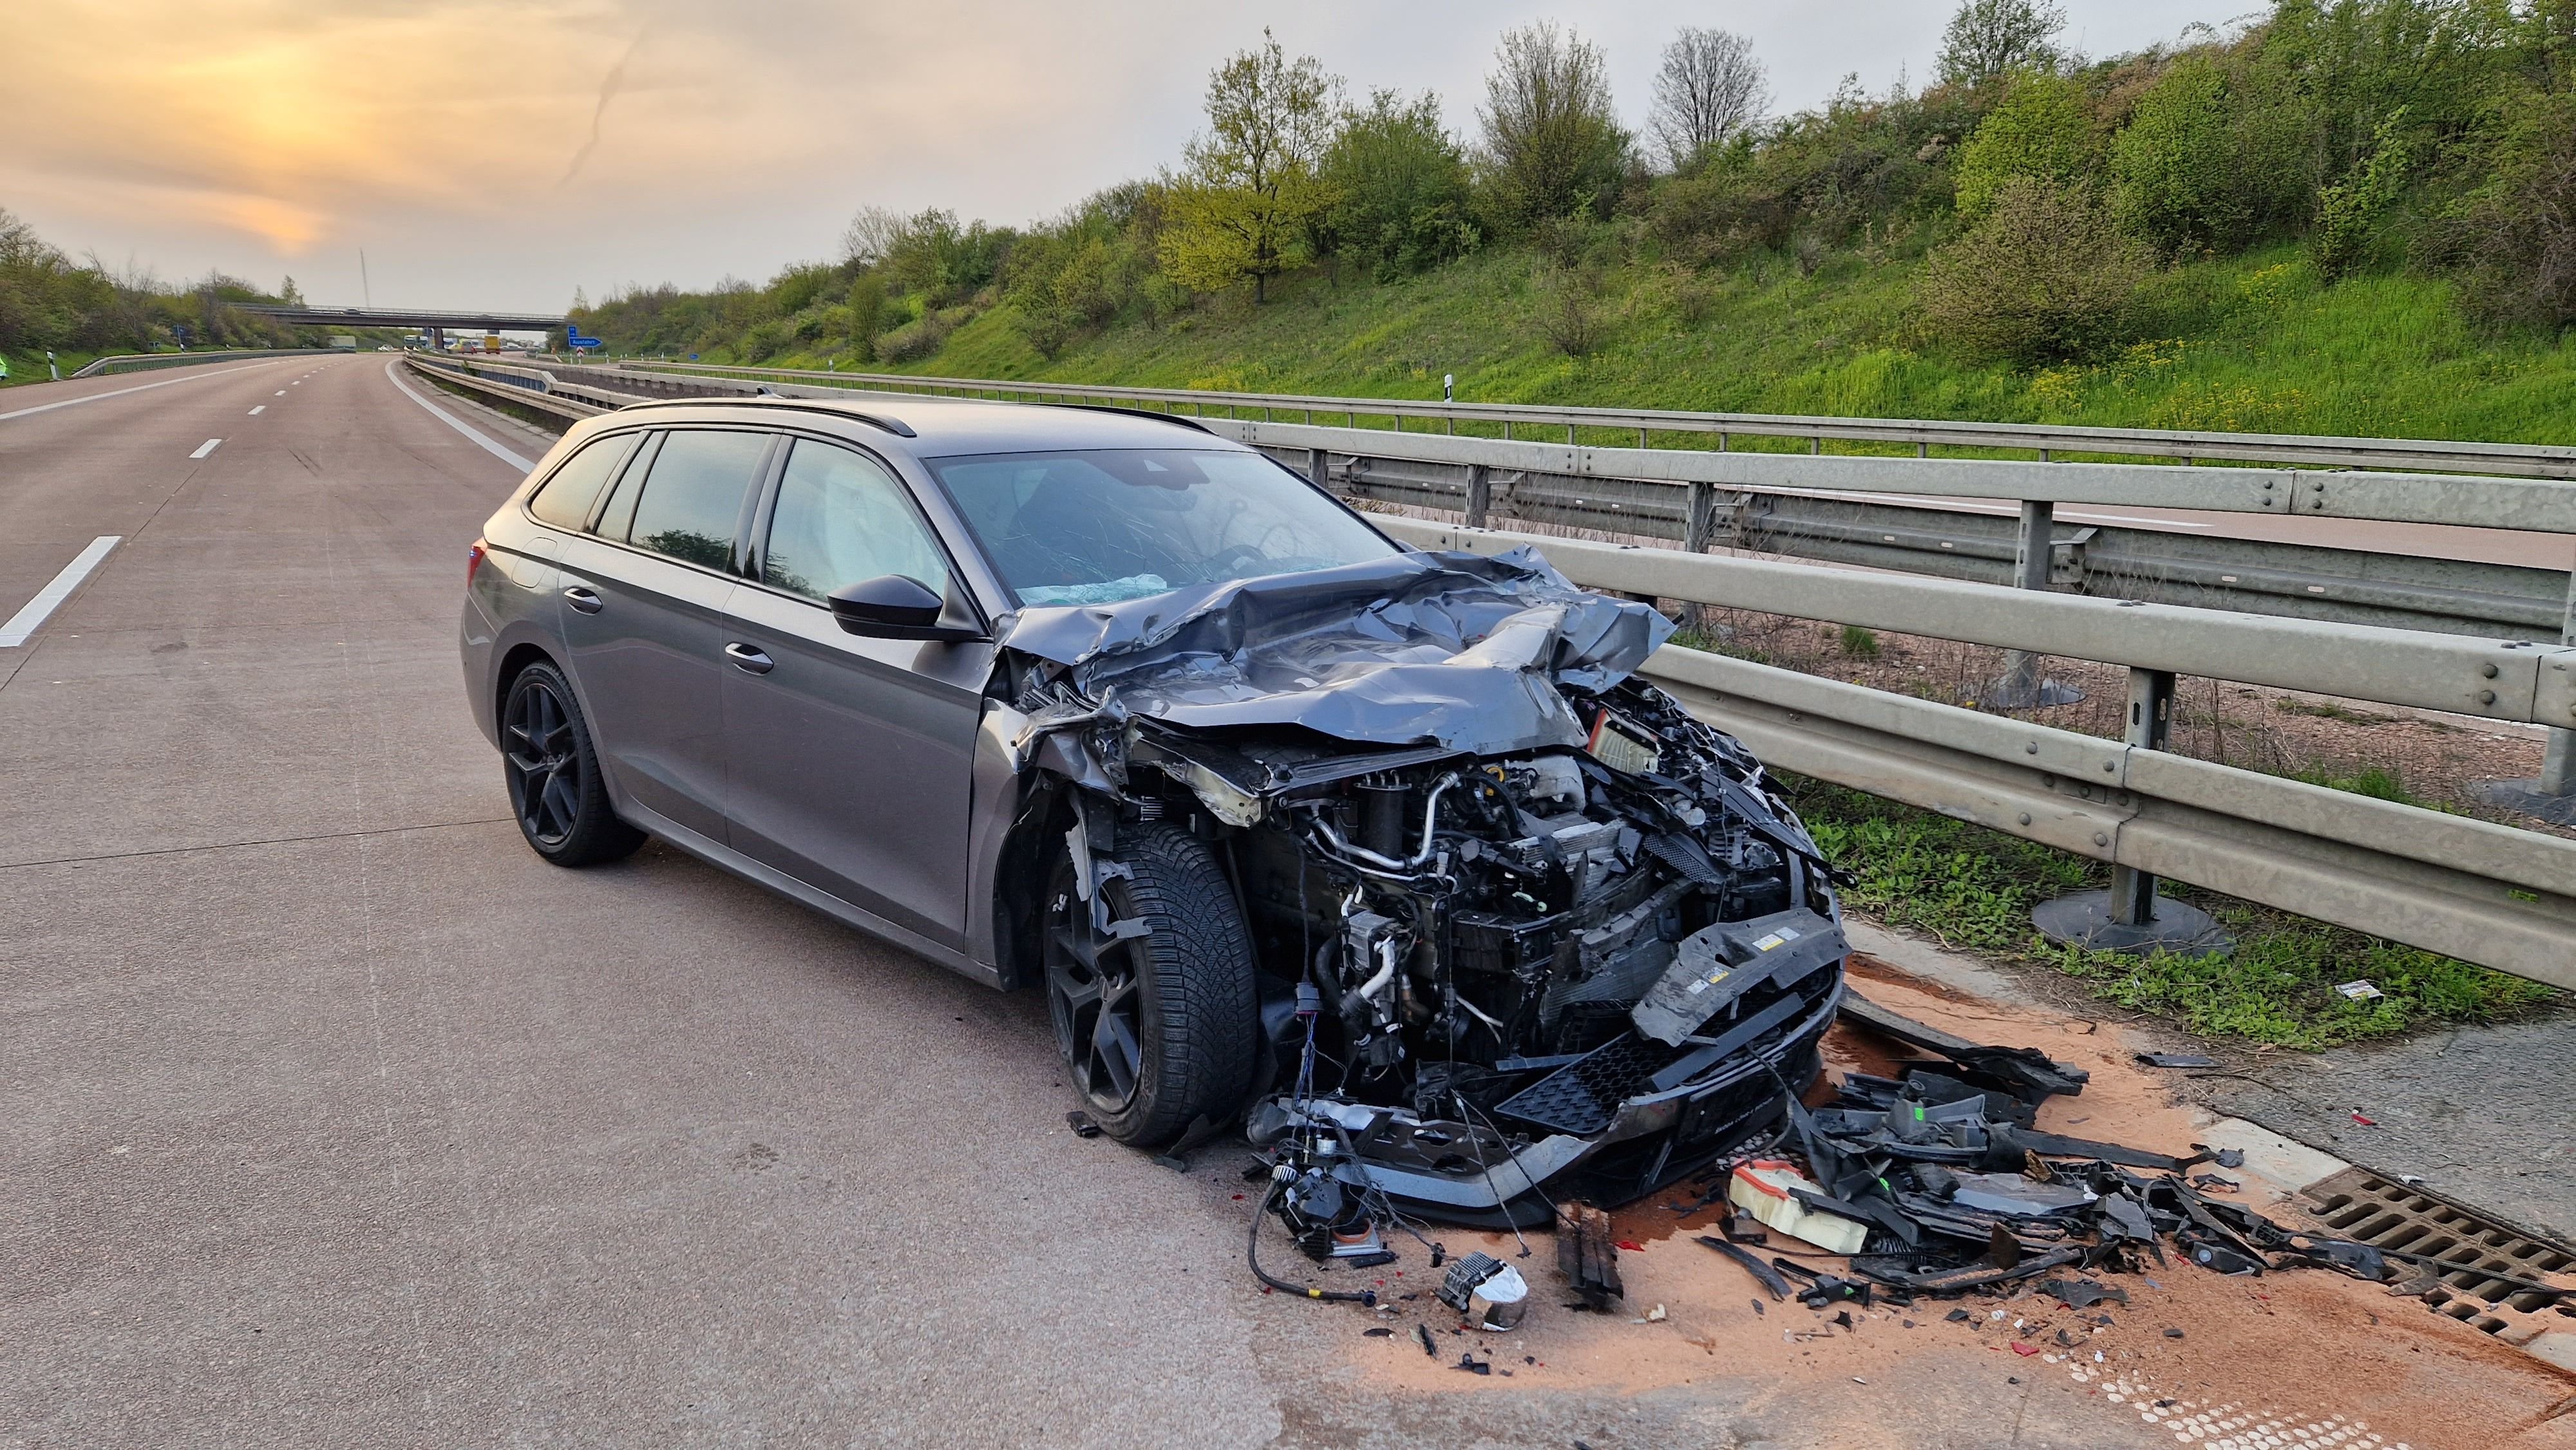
[467,539,489,587]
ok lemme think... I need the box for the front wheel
[501,662,645,867]
[1043,821,1258,1147]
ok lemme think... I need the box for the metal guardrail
[69,348,336,379]
[536,361,2576,642]
[1379,517,2576,991]
[611,358,2576,480]
[419,355,652,411]
[404,356,603,424]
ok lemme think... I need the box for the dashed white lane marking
[189,438,222,459]
[0,362,282,423]
[380,360,534,470]
[249,406,265,415]
[1,536,121,647]
[276,391,286,396]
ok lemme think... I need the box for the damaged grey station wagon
[460,396,1846,1226]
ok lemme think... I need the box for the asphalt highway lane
[0,362,2188,1448]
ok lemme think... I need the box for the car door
[555,428,775,843]
[719,435,987,945]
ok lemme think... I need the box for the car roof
[598,393,1233,460]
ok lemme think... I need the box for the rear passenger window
[623,430,772,570]
[526,434,638,529]
[762,440,951,602]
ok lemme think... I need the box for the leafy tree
[1475,21,1632,232]
[1315,89,1476,278]
[1938,0,2067,88]
[1919,175,2150,361]
[1951,70,2098,220]
[1157,31,1341,302]
[1649,28,1770,171]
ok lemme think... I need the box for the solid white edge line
[0,361,287,423]
[381,360,535,470]
[189,438,222,458]
[249,406,264,415]
[0,536,122,647]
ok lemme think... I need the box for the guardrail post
[1984,502,2083,708]
[2032,666,2232,957]
[1466,466,1493,529]
[2471,570,2576,825]
[1310,447,1332,496]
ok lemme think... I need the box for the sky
[1,0,2237,315]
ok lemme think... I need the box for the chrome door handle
[562,586,603,614]
[725,642,774,674]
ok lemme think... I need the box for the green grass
[752,240,2576,450]
[1790,780,2559,1049]
[0,346,124,386]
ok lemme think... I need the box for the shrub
[2311,110,2412,280]
[1951,70,2096,221]
[1474,21,1633,232]
[2112,56,2249,252]
[2451,93,2576,328]
[873,310,954,363]
[1918,176,2150,362]
[1316,89,1477,278]
[1531,266,1607,355]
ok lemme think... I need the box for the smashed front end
[999,547,1846,1225]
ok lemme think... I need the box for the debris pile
[1673,992,2402,1301]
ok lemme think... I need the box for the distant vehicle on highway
[459,396,1842,1219]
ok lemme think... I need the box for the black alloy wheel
[501,662,645,866]
[1042,821,1258,1146]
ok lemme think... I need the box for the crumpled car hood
[998,547,1674,757]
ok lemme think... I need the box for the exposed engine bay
[998,547,1848,1230]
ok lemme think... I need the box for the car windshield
[925,448,1399,607]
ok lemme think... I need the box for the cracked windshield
[926,448,1397,607]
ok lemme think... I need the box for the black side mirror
[828,574,985,643]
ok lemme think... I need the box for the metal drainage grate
[2300,1166,2576,1355]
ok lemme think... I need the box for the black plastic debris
[1697,1235,1791,1299]
[2135,1052,2217,1069]
[2164,1328,2185,1339]
[1950,1172,2098,1216]
[1945,1308,1973,1323]
[1416,1324,1439,1357]
[1066,1111,1103,1138]
[1363,1326,1394,1337]
[1836,993,2090,1104]
[1560,1205,1625,1311]
[2036,1277,2130,1309]
[1457,1353,1491,1375]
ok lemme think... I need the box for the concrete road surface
[0,359,2516,1449]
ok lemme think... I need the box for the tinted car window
[926,449,1397,607]
[623,430,770,570]
[762,440,951,603]
[526,433,638,530]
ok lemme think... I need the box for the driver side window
[762,440,951,603]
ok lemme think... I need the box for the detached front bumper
[1258,967,1844,1219]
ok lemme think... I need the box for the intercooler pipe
[1306,774,1461,872]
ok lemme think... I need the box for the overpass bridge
[234,304,567,346]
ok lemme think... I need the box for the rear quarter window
[526,434,640,530]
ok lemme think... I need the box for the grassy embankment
[737,240,2571,1046]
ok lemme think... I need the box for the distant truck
[329,335,358,350]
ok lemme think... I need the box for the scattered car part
[1438,1253,1531,1331]
[1730,1160,1870,1253]
[1559,1205,1626,1311]
[2134,1052,2218,1069]
[1696,1234,1792,1299]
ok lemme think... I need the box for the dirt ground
[1270,955,2576,1449]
